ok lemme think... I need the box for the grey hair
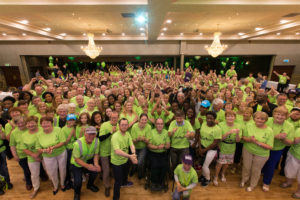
[212,98,224,106]
[56,103,69,112]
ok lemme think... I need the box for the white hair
[68,103,76,108]
[56,104,69,112]
[212,98,224,106]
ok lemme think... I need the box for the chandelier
[81,33,103,59]
[204,32,228,58]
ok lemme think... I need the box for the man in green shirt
[273,70,290,93]
[111,118,137,200]
[71,126,101,200]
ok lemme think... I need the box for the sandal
[262,184,269,192]
[280,182,292,188]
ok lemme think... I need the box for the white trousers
[28,161,40,191]
[202,150,217,180]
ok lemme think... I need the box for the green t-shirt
[279,75,287,84]
[268,95,277,104]
[10,128,27,159]
[75,124,89,139]
[226,69,237,78]
[5,123,13,136]
[61,126,76,149]
[71,136,99,168]
[247,77,255,83]
[110,131,133,166]
[0,128,5,153]
[28,105,38,116]
[199,123,222,148]
[219,122,242,154]
[266,118,294,151]
[287,118,300,130]
[174,164,198,188]
[148,128,170,153]
[152,110,174,124]
[36,127,66,157]
[99,121,119,157]
[243,123,274,157]
[186,118,201,132]
[19,129,41,162]
[216,109,225,123]
[289,128,300,160]
[168,120,194,149]
[130,123,152,149]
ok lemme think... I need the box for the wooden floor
[2,159,297,200]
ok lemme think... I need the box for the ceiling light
[136,15,146,24]
[139,27,145,31]
[18,20,29,24]
[2,33,6,36]
[162,27,167,31]
[276,32,281,35]
[22,33,26,36]
[121,33,125,36]
[296,32,300,35]
[180,33,184,36]
[160,33,164,36]
[280,20,290,24]
[102,33,106,36]
[81,33,102,59]
[141,33,145,36]
[199,33,203,36]
[238,32,245,36]
[60,33,67,36]
[166,19,172,24]
[43,27,51,32]
[83,33,86,36]
[255,27,263,31]
[204,32,228,58]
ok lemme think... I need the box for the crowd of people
[0,63,300,200]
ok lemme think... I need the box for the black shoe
[201,179,210,187]
[7,183,13,190]
[74,193,80,200]
[87,184,99,192]
[61,186,66,192]
[105,187,110,197]
[53,188,59,195]
[0,190,4,195]
[198,175,205,183]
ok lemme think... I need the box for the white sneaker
[213,178,218,186]
[82,174,86,182]
[240,182,245,188]
[221,175,226,182]
[246,187,253,192]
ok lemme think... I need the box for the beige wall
[0,41,299,84]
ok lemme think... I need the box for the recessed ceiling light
[18,20,29,24]
[141,33,145,36]
[83,33,86,36]
[160,33,164,36]
[296,32,300,35]
[60,33,67,36]
[180,33,184,36]
[238,32,245,36]
[255,27,263,31]
[162,27,167,31]
[2,33,6,36]
[166,19,172,24]
[136,15,146,24]
[276,32,281,35]
[139,27,145,31]
[102,33,106,36]
[280,20,290,24]
[43,27,51,32]
[121,33,125,36]
[22,33,26,36]
[199,33,203,36]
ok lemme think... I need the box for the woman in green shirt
[241,111,274,192]
[36,116,67,195]
[10,116,32,190]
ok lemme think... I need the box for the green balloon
[51,72,55,77]
[185,62,190,68]
[220,70,224,75]
[194,56,201,60]
[49,63,54,68]
[49,56,53,61]
[97,62,101,67]
[101,62,106,67]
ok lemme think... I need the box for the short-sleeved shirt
[289,128,300,160]
[36,127,66,157]
[174,164,198,188]
[226,69,237,78]
[130,123,152,149]
[110,131,133,166]
[243,123,274,157]
[168,120,194,149]
[19,129,41,162]
[99,121,118,157]
[10,128,27,159]
[0,127,6,153]
[75,125,88,139]
[200,123,222,148]
[219,122,242,154]
[61,126,76,149]
[148,128,170,153]
[279,75,287,84]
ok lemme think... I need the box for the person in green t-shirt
[130,114,151,179]
[36,116,67,194]
[168,110,195,172]
[226,65,237,78]
[111,118,137,200]
[241,111,273,192]
[22,116,42,198]
[70,126,101,200]
[173,155,198,200]
[198,111,221,187]
[213,111,241,187]
[147,118,170,191]
[9,116,32,190]
[262,107,294,192]
[273,71,290,93]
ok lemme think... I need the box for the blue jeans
[136,148,147,178]
[0,151,10,183]
[19,157,32,186]
[112,161,129,200]
[173,188,190,200]
[262,149,284,185]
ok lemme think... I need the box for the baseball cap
[291,107,300,112]
[288,89,297,94]
[200,100,211,108]
[85,126,97,134]
[66,114,77,121]
[182,155,193,165]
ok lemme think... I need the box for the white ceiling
[0,0,299,41]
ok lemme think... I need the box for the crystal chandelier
[81,33,102,59]
[204,32,228,58]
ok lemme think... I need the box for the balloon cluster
[48,56,55,77]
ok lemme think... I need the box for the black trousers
[19,157,32,186]
[112,161,129,200]
[148,151,168,185]
[65,149,73,186]
[71,159,98,194]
